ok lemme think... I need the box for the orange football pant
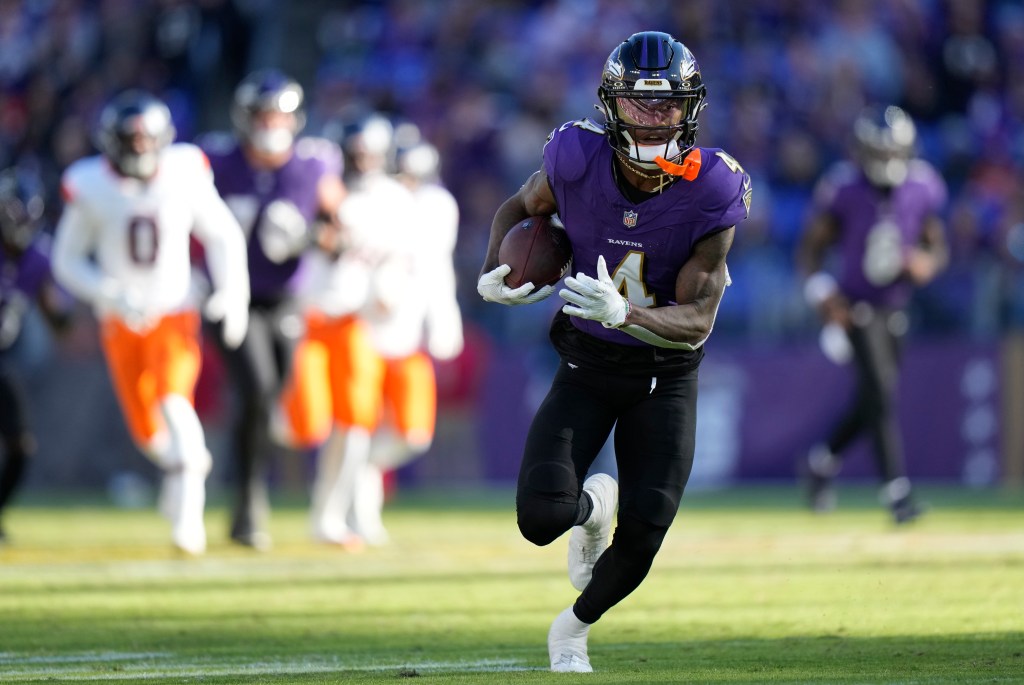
[99,310,202,448]
[282,313,436,448]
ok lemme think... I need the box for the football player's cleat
[568,473,618,591]
[891,495,926,525]
[597,31,707,170]
[231,528,272,552]
[805,444,838,513]
[548,606,593,673]
[881,477,925,525]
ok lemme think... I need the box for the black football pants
[827,306,907,483]
[213,303,299,538]
[0,364,33,517]
[516,360,698,624]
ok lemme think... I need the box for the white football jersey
[301,173,461,359]
[53,144,248,323]
[301,171,414,328]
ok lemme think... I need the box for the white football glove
[205,290,249,349]
[559,255,628,328]
[477,264,554,306]
[427,305,464,361]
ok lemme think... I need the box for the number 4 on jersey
[607,251,655,307]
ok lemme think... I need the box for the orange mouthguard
[654,149,702,180]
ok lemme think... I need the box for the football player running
[52,91,249,555]
[477,31,750,672]
[799,105,948,524]
[343,134,463,546]
[0,168,70,543]
[198,70,346,550]
[280,117,462,548]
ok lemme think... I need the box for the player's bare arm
[622,226,734,346]
[479,168,556,276]
[904,215,948,286]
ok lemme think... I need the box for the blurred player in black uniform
[0,169,69,541]
[477,32,751,672]
[198,71,345,549]
[799,105,949,524]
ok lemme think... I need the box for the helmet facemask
[602,92,704,169]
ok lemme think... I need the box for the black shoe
[891,496,926,525]
[230,518,271,551]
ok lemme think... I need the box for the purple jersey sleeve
[11,238,52,298]
[697,148,752,233]
[908,160,947,215]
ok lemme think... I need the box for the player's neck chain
[614,153,676,193]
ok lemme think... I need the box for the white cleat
[172,518,207,556]
[568,473,618,591]
[548,606,593,673]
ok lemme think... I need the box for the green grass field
[1,486,1022,684]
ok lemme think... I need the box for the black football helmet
[95,90,176,179]
[0,168,45,252]
[852,105,917,188]
[231,70,305,154]
[598,31,707,170]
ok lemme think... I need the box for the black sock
[573,490,594,527]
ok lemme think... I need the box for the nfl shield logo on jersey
[622,210,638,228]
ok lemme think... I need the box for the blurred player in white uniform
[281,117,462,546]
[52,91,249,554]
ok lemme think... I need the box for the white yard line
[0,653,539,681]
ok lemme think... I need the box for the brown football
[498,215,573,290]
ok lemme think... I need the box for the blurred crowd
[2,0,1024,345]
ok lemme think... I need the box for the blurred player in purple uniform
[198,70,346,550]
[799,105,948,524]
[477,31,751,673]
[0,168,69,542]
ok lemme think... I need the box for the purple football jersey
[199,134,342,301]
[815,160,946,308]
[1,237,52,303]
[543,119,751,346]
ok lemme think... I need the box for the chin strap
[654,149,702,180]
